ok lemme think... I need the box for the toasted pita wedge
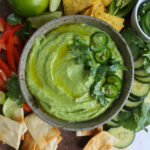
[13,108,27,140]
[22,131,36,150]
[0,115,22,150]
[76,126,103,136]
[83,131,118,150]
[111,148,129,150]
[101,0,112,6]
[25,113,60,150]
[63,0,92,15]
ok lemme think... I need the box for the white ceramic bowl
[131,0,150,42]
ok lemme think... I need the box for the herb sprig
[68,36,127,106]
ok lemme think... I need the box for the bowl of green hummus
[19,15,134,131]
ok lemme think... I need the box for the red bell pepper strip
[22,103,31,112]
[6,35,17,73]
[13,45,20,67]
[0,18,6,32]
[0,24,23,51]
[0,58,11,77]
[0,69,7,81]
[0,77,6,91]
[14,35,23,53]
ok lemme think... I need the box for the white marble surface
[129,126,150,150]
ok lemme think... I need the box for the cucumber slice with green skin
[104,83,118,98]
[121,108,130,113]
[128,96,144,102]
[135,76,150,84]
[108,126,135,149]
[112,115,120,124]
[95,48,111,63]
[135,69,150,78]
[125,100,143,108]
[0,91,6,105]
[2,98,18,118]
[106,75,122,91]
[134,57,144,71]
[49,0,61,12]
[130,79,150,99]
[28,11,62,29]
[106,120,121,128]
[90,32,108,52]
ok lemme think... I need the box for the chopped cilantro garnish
[6,74,25,107]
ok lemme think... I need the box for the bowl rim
[19,15,134,131]
[132,0,150,41]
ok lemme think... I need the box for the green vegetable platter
[0,0,150,150]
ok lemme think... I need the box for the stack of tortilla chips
[63,0,124,32]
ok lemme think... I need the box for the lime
[2,98,18,118]
[8,0,49,17]
[0,91,6,105]
[28,11,62,28]
[49,0,61,12]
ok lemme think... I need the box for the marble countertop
[129,126,150,150]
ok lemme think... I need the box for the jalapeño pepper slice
[106,75,122,91]
[104,83,118,98]
[90,32,108,52]
[95,48,111,63]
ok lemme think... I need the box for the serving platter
[0,0,149,150]
[0,0,92,150]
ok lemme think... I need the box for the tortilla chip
[63,0,92,15]
[82,6,93,16]
[83,131,118,150]
[95,11,124,32]
[25,113,60,150]
[57,135,62,144]
[22,131,36,150]
[93,0,106,15]
[101,0,112,6]
[76,126,103,136]
[111,148,129,150]
[0,115,22,150]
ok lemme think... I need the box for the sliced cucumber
[135,69,150,78]
[135,76,150,84]
[128,96,144,102]
[130,79,150,99]
[125,100,143,108]
[49,0,61,12]
[106,120,120,128]
[134,57,144,70]
[112,115,119,124]
[108,126,135,149]
[2,98,18,118]
[0,91,6,104]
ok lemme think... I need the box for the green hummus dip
[25,23,123,122]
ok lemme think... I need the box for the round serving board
[0,0,91,150]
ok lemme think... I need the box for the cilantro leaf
[118,111,131,122]
[16,19,34,39]
[122,28,145,60]
[123,115,137,130]
[6,74,25,107]
[7,13,22,25]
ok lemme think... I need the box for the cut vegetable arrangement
[0,0,150,150]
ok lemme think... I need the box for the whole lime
[8,0,49,17]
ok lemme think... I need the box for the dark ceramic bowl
[19,15,134,131]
